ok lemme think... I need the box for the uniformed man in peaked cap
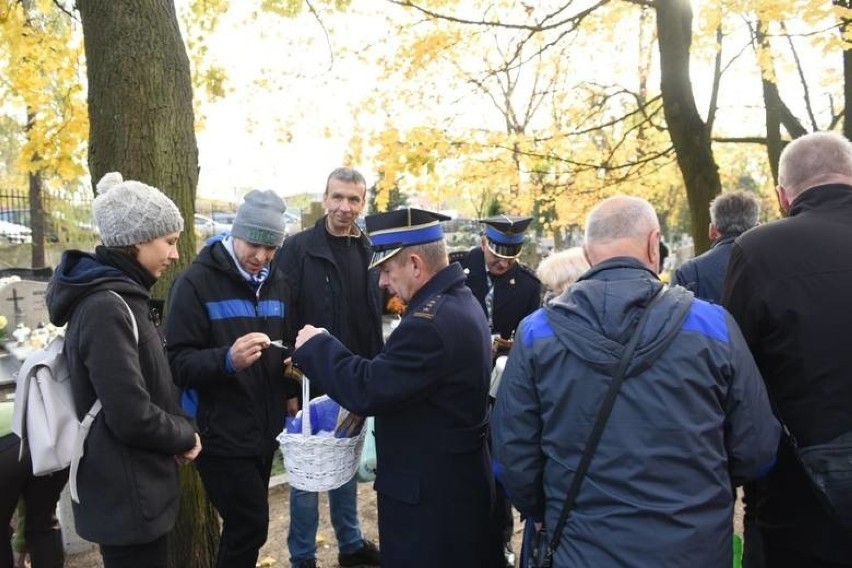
[292,208,501,567]
[450,214,542,349]
[449,214,542,567]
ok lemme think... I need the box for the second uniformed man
[451,215,542,352]
[450,214,542,566]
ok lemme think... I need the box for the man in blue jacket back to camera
[493,195,780,567]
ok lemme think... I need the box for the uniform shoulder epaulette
[448,250,468,264]
[412,293,446,319]
[518,262,540,282]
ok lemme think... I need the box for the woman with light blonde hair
[536,246,590,301]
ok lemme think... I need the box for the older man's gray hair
[778,132,852,199]
[585,196,658,244]
[710,191,760,236]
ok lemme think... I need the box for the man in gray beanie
[231,189,287,248]
[166,189,299,568]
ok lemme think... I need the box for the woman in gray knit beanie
[92,172,185,278]
[45,172,200,568]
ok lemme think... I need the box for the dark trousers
[763,537,852,568]
[494,481,514,545]
[195,452,274,568]
[741,483,765,568]
[100,534,167,568]
[0,435,67,568]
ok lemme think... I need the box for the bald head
[584,196,661,271]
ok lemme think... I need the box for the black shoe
[293,560,319,568]
[338,539,381,567]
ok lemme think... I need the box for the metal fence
[0,191,96,247]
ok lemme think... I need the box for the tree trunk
[21,1,47,268]
[834,0,852,138]
[76,2,216,566]
[78,0,199,280]
[655,0,721,255]
[24,117,46,268]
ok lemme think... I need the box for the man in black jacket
[724,131,852,567]
[674,190,759,303]
[273,167,382,568]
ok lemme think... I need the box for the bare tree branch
[386,0,612,33]
[780,21,817,130]
[305,0,335,71]
[53,0,76,20]
[706,24,723,131]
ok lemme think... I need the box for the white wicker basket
[277,377,366,492]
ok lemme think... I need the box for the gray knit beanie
[93,172,184,246]
[231,190,287,247]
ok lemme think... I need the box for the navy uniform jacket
[292,263,497,567]
[451,247,541,340]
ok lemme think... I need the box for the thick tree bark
[78,0,199,279]
[77,2,216,566]
[655,0,721,254]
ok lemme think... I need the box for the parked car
[0,207,96,243]
[0,220,33,244]
[283,210,302,236]
[211,212,236,227]
[194,213,230,240]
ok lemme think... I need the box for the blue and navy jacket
[491,257,780,568]
[166,241,299,458]
[673,234,737,303]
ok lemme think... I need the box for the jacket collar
[788,183,852,217]
[405,263,466,315]
[304,215,371,257]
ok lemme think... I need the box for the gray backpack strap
[70,399,102,503]
[70,291,137,503]
[109,290,139,342]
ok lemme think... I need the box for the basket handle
[301,376,311,436]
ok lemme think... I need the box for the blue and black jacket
[166,240,299,458]
[491,257,780,567]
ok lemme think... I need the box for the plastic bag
[286,395,341,435]
[356,417,377,482]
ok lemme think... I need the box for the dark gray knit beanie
[231,190,287,247]
[93,172,184,246]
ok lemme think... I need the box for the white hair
[536,247,590,295]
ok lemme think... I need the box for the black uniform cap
[480,215,533,259]
[366,208,450,268]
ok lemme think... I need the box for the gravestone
[0,279,51,387]
[0,279,50,332]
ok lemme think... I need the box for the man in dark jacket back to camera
[493,195,780,567]
[724,131,852,567]
[674,190,760,303]
[166,190,300,568]
[273,167,382,568]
